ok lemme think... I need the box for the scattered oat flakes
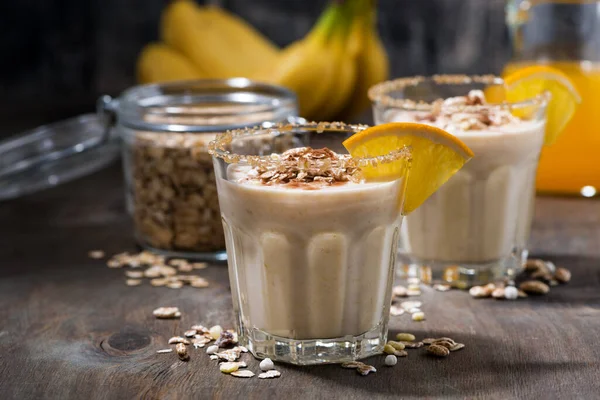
[214,348,243,362]
[176,343,189,361]
[190,277,210,288]
[231,370,255,378]
[406,289,421,296]
[193,336,212,348]
[178,263,194,272]
[258,370,281,379]
[125,270,144,279]
[408,307,421,314]
[88,250,105,259]
[126,279,142,286]
[191,324,209,333]
[392,285,407,297]
[399,341,423,349]
[153,306,181,319]
[150,278,169,287]
[192,262,208,270]
[469,285,490,298]
[206,345,219,355]
[389,305,405,316]
[433,284,451,292]
[168,336,190,345]
[342,361,376,376]
[156,349,173,354]
[167,281,184,289]
[184,329,197,338]
[450,343,465,351]
[400,301,422,310]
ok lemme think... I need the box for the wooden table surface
[1,163,599,400]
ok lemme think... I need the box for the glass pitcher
[505,0,600,196]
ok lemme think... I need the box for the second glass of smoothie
[370,75,548,286]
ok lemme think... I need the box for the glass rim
[368,74,550,112]
[208,121,412,169]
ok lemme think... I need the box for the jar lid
[115,78,298,133]
[0,111,120,201]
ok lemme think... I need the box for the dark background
[0,0,510,136]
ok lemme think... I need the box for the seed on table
[395,333,416,342]
[400,341,423,349]
[406,289,421,296]
[432,340,454,349]
[184,329,197,338]
[408,283,420,291]
[518,289,528,298]
[384,355,397,366]
[206,345,219,354]
[408,307,422,314]
[166,281,183,289]
[175,343,189,361]
[126,279,142,286]
[156,349,173,354]
[492,287,505,299]
[519,280,550,295]
[259,358,275,371]
[192,262,208,270]
[412,312,425,321]
[400,301,422,310]
[504,286,519,300]
[220,361,246,373]
[387,341,406,351]
[427,344,450,357]
[554,267,571,283]
[383,344,397,355]
[209,325,223,340]
[524,258,547,273]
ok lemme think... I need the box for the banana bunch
[136,0,389,121]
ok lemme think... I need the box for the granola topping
[237,147,361,188]
[415,90,521,131]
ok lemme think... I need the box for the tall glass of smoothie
[209,121,471,364]
[369,75,549,287]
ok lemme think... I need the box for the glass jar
[102,78,298,260]
[505,0,600,196]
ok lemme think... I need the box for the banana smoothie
[217,147,404,340]
[387,90,546,264]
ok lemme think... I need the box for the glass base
[241,325,387,366]
[137,241,227,262]
[398,252,524,288]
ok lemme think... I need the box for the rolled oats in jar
[112,79,298,260]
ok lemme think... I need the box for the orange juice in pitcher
[505,0,600,196]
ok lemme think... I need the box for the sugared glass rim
[208,121,412,169]
[369,74,549,112]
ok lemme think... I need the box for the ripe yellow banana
[201,5,279,73]
[161,0,277,78]
[253,4,341,117]
[338,2,390,120]
[137,43,205,84]
[313,2,360,121]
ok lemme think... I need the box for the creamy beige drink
[217,147,404,340]
[386,91,546,264]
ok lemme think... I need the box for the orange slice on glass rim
[501,65,581,145]
[343,122,474,214]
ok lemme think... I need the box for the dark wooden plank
[0,164,599,400]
